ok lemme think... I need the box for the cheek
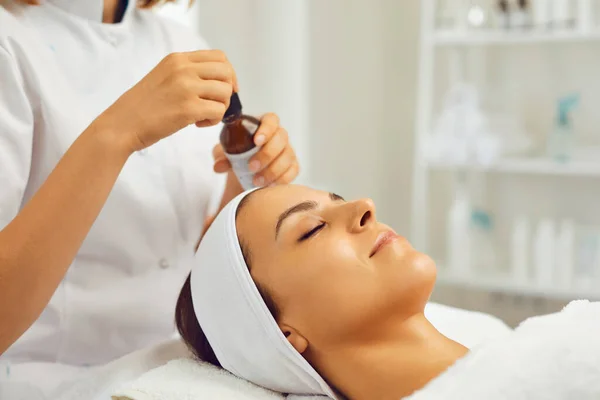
[277,239,385,343]
[287,270,385,344]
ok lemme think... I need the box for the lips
[369,230,401,257]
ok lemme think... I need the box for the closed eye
[299,223,325,242]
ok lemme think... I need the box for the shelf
[434,30,600,46]
[437,271,600,301]
[427,158,600,177]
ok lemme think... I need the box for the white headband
[191,190,338,398]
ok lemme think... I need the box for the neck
[310,314,468,400]
[102,0,126,23]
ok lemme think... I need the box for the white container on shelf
[552,0,575,29]
[510,215,532,284]
[496,0,511,30]
[573,226,600,290]
[447,185,471,277]
[533,218,557,287]
[436,0,458,31]
[532,0,551,30]
[555,219,575,288]
[456,0,470,32]
[578,0,593,32]
[513,0,532,29]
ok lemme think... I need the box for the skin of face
[236,184,437,355]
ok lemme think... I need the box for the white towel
[407,300,600,400]
[52,339,191,400]
[112,358,287,400]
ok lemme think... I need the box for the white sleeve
[0,45,34,230]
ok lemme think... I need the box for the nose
[348,198,376,233]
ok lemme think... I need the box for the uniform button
[159,258,170,269]
[138,149,148,156]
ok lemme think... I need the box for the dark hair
[175,192,279,366]
[138,0,192,8]
[11,0,186,8]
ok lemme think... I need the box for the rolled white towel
[112,358,284,400]
[53,339,191,400]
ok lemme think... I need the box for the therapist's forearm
[195,172,242,250]
[0,122,132,354]
[219,172,245,212]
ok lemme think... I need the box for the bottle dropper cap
[223,92,242,122]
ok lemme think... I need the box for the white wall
[191,0,420,234]
[191,0,311,182]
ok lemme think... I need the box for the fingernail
[254,176,265,186]
[249,160,261,173]
[255,135,266,146]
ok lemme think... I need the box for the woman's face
[236,185,436,350]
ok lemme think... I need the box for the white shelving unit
[428,158,600,177]
[412,0,600,300]
[437,270,600,301]
[434,29,600,45]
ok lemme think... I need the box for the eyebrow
[275,192,344,239]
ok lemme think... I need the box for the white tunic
[0,0,224,366]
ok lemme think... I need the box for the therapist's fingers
[187,80,233,105]
[97,50,237,153]
[184,50,239,92]
[192,62,235,85]
[17,0,42,4]
[212,144,232,173]
[253,113,280,147]
[253,146,295,186]
[189,99,228,128]
[248,127,288,175]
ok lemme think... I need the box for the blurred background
[158,0,600,327]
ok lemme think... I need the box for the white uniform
[0,0,224,366]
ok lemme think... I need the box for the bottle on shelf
[552,0,576,29]
[547,94,579,164]
[513,0,532,29]
[573,225,600,290]
[471,209,497,273]
[496,0,511,29]
[555,219,575,289]
[532,0,551,30]
[447,173,472,277]
[533,218,557,288]
[577,0,593,32]
[436,0,459,31]
[510,215,532,284]
[468,170,496,274]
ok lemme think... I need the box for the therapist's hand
[96,50,238,153]
[212,113,300,186]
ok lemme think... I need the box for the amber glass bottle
[220,93,261,190]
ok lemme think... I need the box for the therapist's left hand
[213,113,300,186]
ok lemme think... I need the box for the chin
[383,251,437,314]
[415,252,437,291]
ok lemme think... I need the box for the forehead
[236,185,329,239]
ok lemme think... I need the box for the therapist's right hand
[96,50,238,153]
